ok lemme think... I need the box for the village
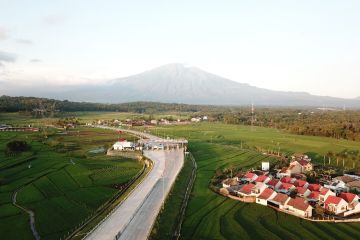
[221,154,360,221]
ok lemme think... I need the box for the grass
[149,154,194,240]
[143,122,360,240]
[0,126,142,240]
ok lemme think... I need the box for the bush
[5,140,31,156]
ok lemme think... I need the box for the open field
[0,126,142,240]
[145,123,360,240]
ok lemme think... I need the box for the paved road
[85,127,185,240]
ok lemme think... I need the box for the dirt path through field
[12,190,41,240]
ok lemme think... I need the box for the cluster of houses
[0,124,39,132]
[222,157,360,219]
[92,118,191,127]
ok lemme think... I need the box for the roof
[346,180,360,188]
[239,184,255,194]
[280,167,288,173]
[307,191,320,200]
[255,175,269,182]
[257,188,274,200]
[267,179,279,187]
[325,195,344,205]
[335,175,356,183]
[287,197,311,211]
[281,176,293,183]
[244,172,257,179]
[320,188,330,196]
[298,159,311,166]
[308,184,321,192]
[271,193,289,205]
[279,183,294,191]
[223,178,239,186]
[340,192,358,203]
[294,180,308,187]
[296,187,308,194]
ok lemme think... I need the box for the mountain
[5,63,360,108]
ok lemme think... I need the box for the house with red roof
[241,172,258,183]
[280,176,295,184]
[308,184,321,192]
[237,183,266,197]
[297,159,313,172]
[285,197,313,218]
[266,179,281,190]
[339,192,359,205]
[296,187,311,198]
[278,183,296,194]
[319,187,335,203]
[255,175,270,184]
[293,179,309,188]
[256,188,277,206]
[306,191,320,202]
[324,196,348,215]
[277,167,291,178]
[268,193,291,209]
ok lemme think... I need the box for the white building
[113,141,135,151]
[262,162,270,171]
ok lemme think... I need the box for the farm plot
[147,123,360,240]
[0,128,142,240]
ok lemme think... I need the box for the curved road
[85,127,185,240]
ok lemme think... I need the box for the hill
[3,63,360,108]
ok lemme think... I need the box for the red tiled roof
[240,184,255,194]
[280,167,288,173]
[294,180,308,187]
[279,183,294,191]
[307,191,320,200]
[244,172,257,179]
[308,184,321,192]
[271,193,289,205]
[267,179,279,187]
[281,176,293,183]
[320,187,330,196]
[287,197,311,211]
[296,187,308,194]
[255,175,269,182]
[298,159,310,166]
[257,188,274,200]
[340,192,358,203]
[325,195,343,205]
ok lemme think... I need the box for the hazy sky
[1,0,360,98]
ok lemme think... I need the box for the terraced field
[0,128,142,240]
[148,123,360,240]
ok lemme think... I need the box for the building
[262,162,270,171]
[255,175,270,184]
[324,179,349,193]
[346,180,360,192]
[268,193,290,209]
[293,179,309,188]
[308,184,321,192]
[237,184,256,197]
[296,187,311,198]
[319,188,335,203]
[222,178,239,188]
[286,197,313,218]
[277,183,296,194]
[339,192,359,205]
[280,176,295,184]
[256,188,277,206]
[241,172,258,183]
[113,141,135,151]
[306,191,320,202]
[266,179,281,190]
[324,196,348,215]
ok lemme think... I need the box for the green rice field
[148,123,360,240]
[0,127,142,240]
